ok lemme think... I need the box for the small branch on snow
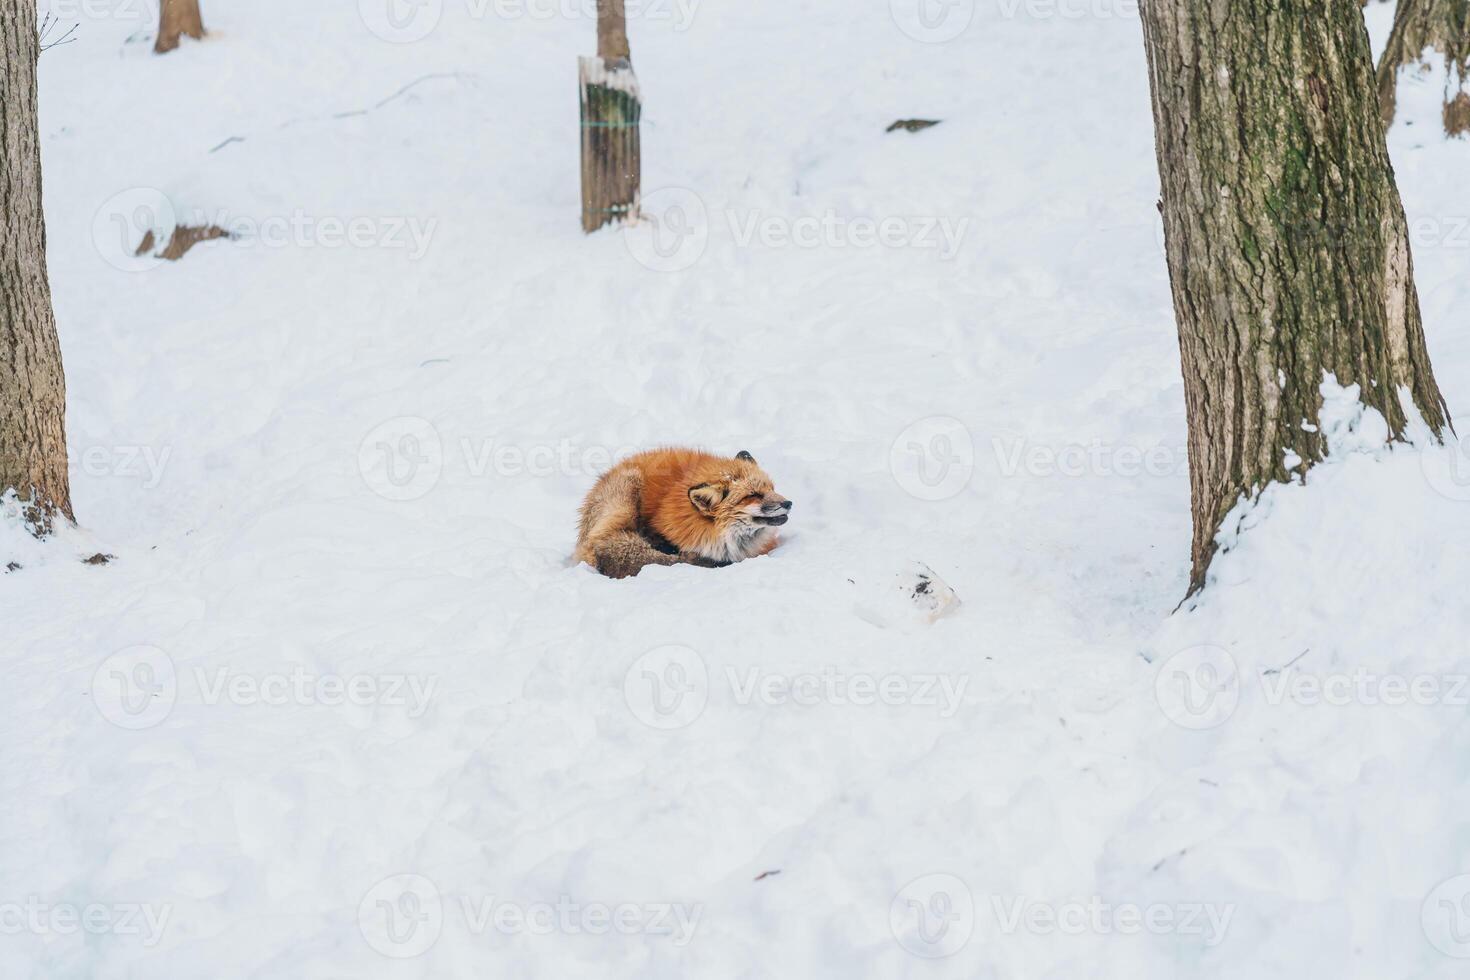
[208,74,475,155]
[1151,848,1189,873]
[1262,649,1310,676]
[330,73,475,120]
[39,14,79,53]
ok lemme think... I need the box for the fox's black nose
[781,500,794,511]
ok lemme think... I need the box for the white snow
[6,1,1470,977]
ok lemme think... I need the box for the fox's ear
[736,450,756,463]
[688,482,728,514]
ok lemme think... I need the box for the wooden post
[579,56,641,233]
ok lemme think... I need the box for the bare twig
[210,75,474,155]
[1263,649,1310,677]
[39,14,79,53]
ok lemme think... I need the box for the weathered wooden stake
[580,56,641,233]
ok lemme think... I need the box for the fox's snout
[757,496,793,526]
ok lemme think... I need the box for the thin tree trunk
[1138,0,1450,594]
[155,0,205,55]
[1,4,73,529]
[597,0,630,62]
[1376,0,1470,135]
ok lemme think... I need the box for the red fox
[576,448,793,579]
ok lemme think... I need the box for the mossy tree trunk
[1376,0,1470,135]
[155,0,205,55]
[1139,0,1450,594]
[1,3,73,530]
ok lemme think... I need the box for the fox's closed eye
[742,494,763,504]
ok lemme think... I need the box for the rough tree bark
[597,0,630,61]
[1376,0,1470,135]
[1,4,73,529]
[155,0,205,55]
[1138,0,1450,594]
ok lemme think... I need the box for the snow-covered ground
[5,1,1470,976]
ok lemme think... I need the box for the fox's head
[643,449,793,564]
[688,449,793,530]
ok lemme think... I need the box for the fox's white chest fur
[694,524,779,565]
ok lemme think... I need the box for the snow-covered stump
[579,56,641,233]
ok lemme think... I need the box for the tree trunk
[1138,0,1450,594]
[597,0,630,62]
[1,4,73,530]
[155,0,205,55]
[1376,0,1470,135]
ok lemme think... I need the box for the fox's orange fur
[576,448,792,579]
